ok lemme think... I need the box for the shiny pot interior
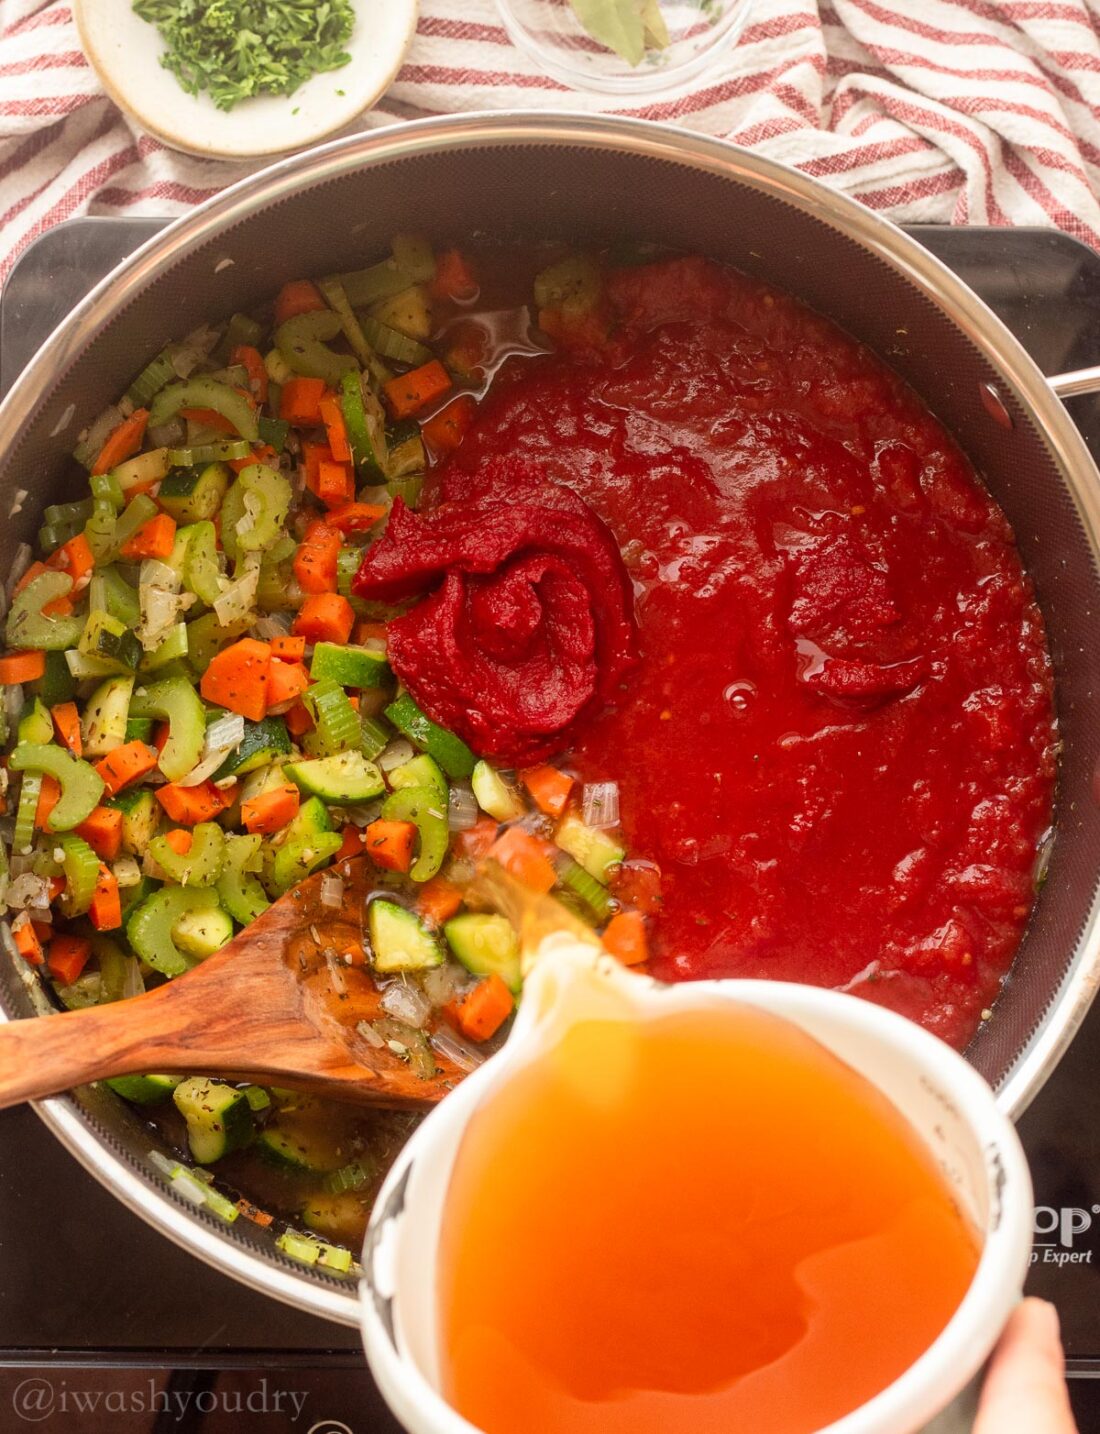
[1,114,1099,1323]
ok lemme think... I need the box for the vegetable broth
[439,1003,981,1434]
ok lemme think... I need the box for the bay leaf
[568,0,647,67]
[639,0,671,51]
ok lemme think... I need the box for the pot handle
[1048,367,1100,399]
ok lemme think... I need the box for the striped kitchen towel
[1,0,1099,285]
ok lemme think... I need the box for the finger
[974,1298,1078,1434]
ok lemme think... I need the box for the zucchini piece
[555,813,625,885]
[384,693,475,780]
[388,753,447,806]
[368,284,432,341]
[108,786,162,857]
[124,716,155,744]
[156,462,229,523]
[308,642,390,690]
[172,904,234,958]
[390,233,436,284]
[444,912,522,994]
[257,1120,346,1173]
[139,622,189,675]
[79,610,142,675]
[301,1191,369,1245]
[368,899,444,974]
[270,796,342,893]
[81,675,135,758]
[379,784,448,883]
[359,316,433,368]
[471,760,525,822]
[212,716,290,780]
[106,1073,182,1104]
[31,651,77,708]
[17,698,53,745]
[8,745,105,832]
[128,885,222,976]
[283,749,385,804]
[173,1077,253,1164]
[112,447,172,495]
[129,674,206,782]
[385,432,426,480]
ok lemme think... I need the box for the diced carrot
[231,344,269,406]
[153,721,171,756]
[30,921,54,944]
[47,532,95,587]
[354,619,388,644]
[0,651,46,684]
[92,408,149,475]
[284,701,314,737]
[119,512,176,561]
[486,826,557,895]
[89,865,122,932]
[453,973,514,1043]
[199,637,272,721]
[75,805,123,861]
[266,658,310,711]
[453,815,498,862]
[328,503,386,534]
[94,741,159,796]
[241,782,300,836]
[443,320,489,378]
[162,828,193,856]
[316,459,354,509]
[292,520,341,594]
[271,634,306,661]
[34,774,61,830]
[416,877,464,926]
[156,780,233,825]
[318,393,352,463]
[301,440,333,496]
[12,919,44,967]
[602,909,649,966]
[47,932,92,983]
[292,593,355,645]
[274,279,327,326]
[364,819,417,874]
[51,701,83,756]
[421,394,476,458]
[280,376,327,426]
[429,248,478,302]
[382,360,452,420]
[48,876,66,901]
[228,442,280,475]
[520,764,574,818]
[179,406,238,435]
[336,824,365,862]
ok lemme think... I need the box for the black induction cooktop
[3,218,1100,1434]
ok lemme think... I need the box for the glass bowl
[494,0,757,96]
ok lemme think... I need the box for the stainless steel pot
[1,113,1099,1325]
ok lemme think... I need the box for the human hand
[974,1297,1078,1433]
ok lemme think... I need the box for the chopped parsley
[133,0,355,112]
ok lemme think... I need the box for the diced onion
[380,980,432,1028]
[447,784,479,832]
[422,961,470,1009]
[583,781,620,829]
[356,1019,386,1049]
[177,745,237,787]
[5,542,32,601]
[203,713,244,758]
[430,1027,486,1072]
[120,955,146,1000]
[342,800,384,828]
[253,614,291,641]
[378,738,415,772]
[213,559,260,624]
[140,559,182,594]
[3,683,25,735]
[111,855,143,888]
[324,948,348,996]
[148,420,184,449]
[319,873,345,909]
[5,872,52,912]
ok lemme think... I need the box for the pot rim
[2,110,1097,1325]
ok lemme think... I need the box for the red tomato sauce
[444,256,1057,1049]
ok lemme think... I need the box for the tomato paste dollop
[352,457,639,764]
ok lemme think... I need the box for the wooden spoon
[0,857,467,1112]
